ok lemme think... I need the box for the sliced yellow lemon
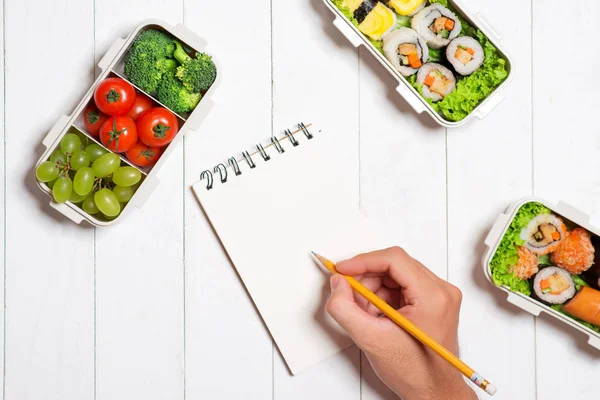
[358,4,396,40]
[388,0,426,16]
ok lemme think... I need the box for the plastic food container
[35,19,220,226]
[323,0,514,127]
[483,197,600,350]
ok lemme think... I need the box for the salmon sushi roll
[510,246,539,280]
[520,214,567,255]
[551,228,595,274]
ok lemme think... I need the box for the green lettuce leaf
[551,305,600,333]
[489,202,551,296]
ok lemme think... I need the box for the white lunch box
[323,0,514,128]
[34,19,221,227]
[482,197,600,350]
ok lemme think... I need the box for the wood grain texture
[183,0,275,398]
[4,0,95,399]
[0,1,4,398]
[447,0,536,398]
[93,2,184,400]
[533,0,600,398]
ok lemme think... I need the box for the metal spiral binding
[201,122,313,191]
[201,170,214,190]
[213,163,228,183]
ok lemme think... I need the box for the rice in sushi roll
[383,28,429,76]
[411,4,461,49]
[550,228,595,274]
[416,63,456,102]
[446,36,484,76]
[520,214,567,255]
[532,267,576,305]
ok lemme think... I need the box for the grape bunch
[36,131,142,219]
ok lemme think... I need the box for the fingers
[366,286,402,316]
[326,274,380,343]
[336,247,424,290]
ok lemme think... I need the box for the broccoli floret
[124,29,178,93]
[157,71,202,114]
[173,41,217,93]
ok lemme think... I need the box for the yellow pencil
[311,251,497,397]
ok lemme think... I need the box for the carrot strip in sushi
[562,287,600,326]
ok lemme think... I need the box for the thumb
[326,274,376,346]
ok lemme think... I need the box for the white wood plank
[270,1,362,398]
[446,0,536,399]
[0,1,5,398]
[183,0,274,398]
[357,36,447,400]
[4,0,95,398]
[533,1,600,398]
[93,2,184,400]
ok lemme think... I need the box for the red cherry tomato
[137,108,179,147]
[126,92,154,121]
[99,116,138,153]
[125,142,164,168]
[83,104,108,138]
[94,78,136,116]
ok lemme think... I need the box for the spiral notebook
[192,123,384,374]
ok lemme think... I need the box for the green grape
[113,166,142,187]
[94,188,120,217]
[47,179,57,189]
[113,185,134,203]
[92,153,120,178]
[52,176,73,203]
[49,149,67,166]
[36,161,60,182]
[60,133,82,155]
[74,131,89,149]
[82,195,100,215]
[70,150,90,171]
[73,167,95,196]
[69,189,87,204]
[85,144,107,162]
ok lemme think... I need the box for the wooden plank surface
[533,0,600,398]
[4,0,95,399]
[93,2,184,400]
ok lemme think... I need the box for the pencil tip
[310,251,317,256]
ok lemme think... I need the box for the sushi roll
[582,235,600,289]
[383,28,429,76]
[411,4,462,49]
[550,228,595,274]
[562,286,600,326]
[416,63,456,102]
[382,0,427,16]
[344,0,397,41]
[532,266,576,305]
[510,246,539,280]
[446,36,484,76]
[520,214,567,255]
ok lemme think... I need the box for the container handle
[42,115,70,149]
[396,84,427,114]
[333,17,363,48]
[49,202,85,224]
[473,92,505,120]
[98,37,127,72]
[506,293,541,316]
[183,98,214,135]
[484,213,510,247]
[476,13,503,41]
[587,335,600,351]
[172,23,208,51]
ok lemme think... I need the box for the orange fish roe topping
[511,246,539,279]
[551,228,595,274]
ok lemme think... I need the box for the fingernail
[330,275,340,290]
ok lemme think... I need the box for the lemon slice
[388,0,426,16]
[358,3,396,40]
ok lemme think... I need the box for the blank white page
[192,127,383,374]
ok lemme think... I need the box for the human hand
[326,247,477,400]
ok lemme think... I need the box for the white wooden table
[1,0,598,399]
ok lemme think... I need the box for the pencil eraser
[485,384,497,396]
